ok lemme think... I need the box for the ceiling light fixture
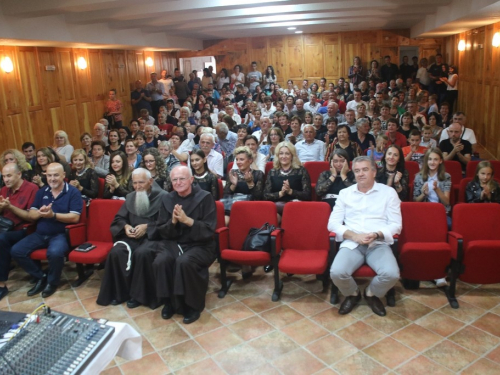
[295,31,303,34]
[145,57,154,67]
[458,40,466,51]
[287,27,296,30]
[493,32,500,47]
[1,56,13,73]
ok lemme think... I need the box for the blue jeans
[0,230,26,282]
[11,232,68,286]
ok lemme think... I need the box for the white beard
[134,190,150,217]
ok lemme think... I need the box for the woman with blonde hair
[53,130,74,162]
[264,141,311,217]
[0,149,33,188]
[68,149,99,200]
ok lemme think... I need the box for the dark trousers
[0,230,26,282]
[11,232,68,286]
[151,100,165,123]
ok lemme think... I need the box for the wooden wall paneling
[287,35,305,81]
[17,47,41,109]
[74,49,91,101]
[323,34,340,80]
[101,50,117,93]
[250,37,267,72]
[1,47,24,115]
[268,36,286,86]
[57,49,76,104]
[49,107,63,135]
[126,51,138,84]
[27,110,45,148]
[304,34,324,80]
[88,50,105,101]
[38,48,61,107]
[114,51,128,94]
[63,104,80,146]
[135,52,147,83]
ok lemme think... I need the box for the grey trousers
[330,243,400,298]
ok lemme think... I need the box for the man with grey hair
[199,133,223,178]
[215,122,237,156]
[295,125,325,162]
[328,156,402,317]
[93,122,108,145]
[252,117,271,145]
[323,101,344,125]
[351,118,376,153]
[97,168,168,310]
[291,99,306,123]
[155,165,217,324]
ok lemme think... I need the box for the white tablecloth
[82,321,142,375]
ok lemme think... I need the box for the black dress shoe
[364,289,386,316]
[264,265,273,273]
[183,308,200,324]
[0,286,8,301]
[338,292,361,315]
[41,284,57,298]
[126,299,141,309]
[110,300,120,306]
[161,303,174,320]
[27,276,47,297]
[29,276,37,285]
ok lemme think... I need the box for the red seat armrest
[448,231,463,261]
[271,228,283,256]
[215,227,229,253]
[66,223,87,248]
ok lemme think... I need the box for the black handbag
[242,223,276,252]
[0,216,15,233]
[219,193,252,212]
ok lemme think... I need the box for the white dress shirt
[295,139,325,162]
[304,102,321,115]
[328,182,402,249]
[439,126,477,145]
[207,149,223,177]
[346,100,367,112]
[261,105,277,118]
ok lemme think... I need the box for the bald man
[11,163,82,298]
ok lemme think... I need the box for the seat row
[26,199,500,312]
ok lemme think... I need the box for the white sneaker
[435,278,448,287]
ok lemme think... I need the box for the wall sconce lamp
[77,57,87,70]
[493,32,500,47]
[458,40,466,51]
[1,56,14,73]
[145,57,154,67]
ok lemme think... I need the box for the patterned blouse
[264,166,311,202]
[193,172,219,200]
[413,172,452,212]
[105,99,123,122]
[224,169,265,200]
[376,167,409,202]
[315,170,355,208]
[68,168,99,200]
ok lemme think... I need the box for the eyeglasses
[172,177,188,183]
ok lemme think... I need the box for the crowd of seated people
[0,54,497,320]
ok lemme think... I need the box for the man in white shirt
[346,89,367,112]
[439,112,477,153]
[199,133,223,178]
[323,102,345,125]
[159,70,174,98]
[329,156,402,316]
[261,96,276,118]
[406,100,427,129]
[295,125,325,162]
[252,117,272,145]
[304,93,321,115]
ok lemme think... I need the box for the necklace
[76,167,88,177]
[194,171,208,178]
[280,167,292,175]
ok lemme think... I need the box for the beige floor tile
[213,343,267,375]
[272,348,326,375]
[229,315,275,341]
[391,324,443,352]
[260,304,305,328]
[195,326,243,355]
[142,322,190,350]
[416,311,465,337]
[472,313,500,337]
[423,339,479,372]
[241,291,282,313]
[438,300,485,323]
[449,325,500,355]
[336,321,386,349]
[288,294,332,317]
[306,334,358,365]
[363,311,411,335]
[486,345,500,364]
[461,358,500,375]
[178,310,222,337]
[459,289,500,310]
[390,298,433,321]
[363,337,417,369]
[248,331,299,361]
[53,300,89,318]
[205,291,237,310]
[407,288,450,309]
[132,310,175,332]
[310,307,358,332]
[100,366,123,375]
[280,318,328,345]
[158,339,208,371]
[210,301,255,325]
[396,355,454,375]
[175,358,226,375]
[333,352,388,375]
[120,353,170,375]
[80,295,108,313]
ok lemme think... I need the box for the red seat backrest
[217,179,223,200]
[98,178,105,199]
[400,202,448,244]
[444,160,462,186]
[405,161,420,185]
[87,199,125,242]
[452,203,500,247]
[228,201,278,250]
[303,162,329,184]
[465,160,480,179]
[227,162,234,175]
[281,202,331,250]
[458,178,473,203]
[265,162,274,180]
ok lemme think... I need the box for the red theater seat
[304,161,329,201]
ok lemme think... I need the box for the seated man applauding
[328,156,402,316]
[156,166,217,324]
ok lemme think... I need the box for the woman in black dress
[189,149,219,200]
[68,149,99,201]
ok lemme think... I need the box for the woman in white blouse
[53,130,74,163]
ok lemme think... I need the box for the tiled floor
[2,263,500,375]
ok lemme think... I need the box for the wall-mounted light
[145,57,154,67]
[287,27,296,30]
[1,56,13,73]
[493,32,500,47]
[77,57,87,70]
[458,40,466,51]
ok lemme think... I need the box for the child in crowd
[367,133,388,167]
[420,125,437,148]
[369,118,382,138]
[403,129,428,168]
[428,94,439,114]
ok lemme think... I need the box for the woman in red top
[105,89,123,129]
